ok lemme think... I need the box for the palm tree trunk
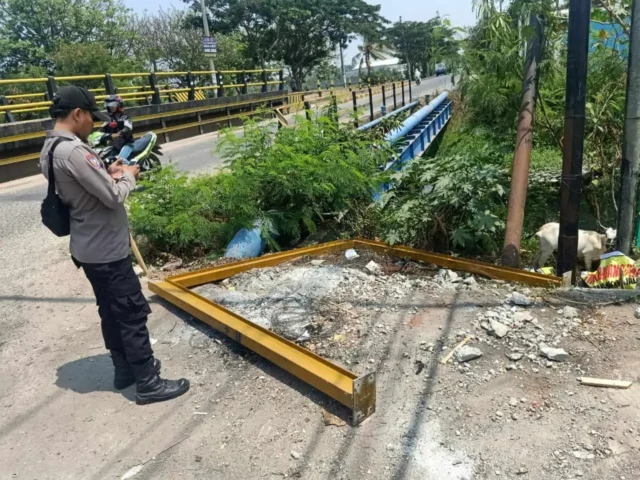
[366,52,372,80]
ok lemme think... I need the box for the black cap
[50,86,110,122]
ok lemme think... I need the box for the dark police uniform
[40,130,153,366]
[40,85,188,404]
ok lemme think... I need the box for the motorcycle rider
[100,95,135,164]
[414,68,422,85]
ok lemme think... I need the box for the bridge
[0,69,451,182]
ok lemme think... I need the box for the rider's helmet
[105,95,124,114]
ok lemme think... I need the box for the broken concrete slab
[455,346,483,363]
[489,320,509,338]
[549,288,640,306]
[539,344,568,362]
[162,259,183,272]
[508,292,532,307]
[463,276,477,286]
[506,352,524,362]
[344,249,359,260]
[365,260,382,275]
[513,311,533,323]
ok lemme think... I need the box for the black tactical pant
[76,256,153,365]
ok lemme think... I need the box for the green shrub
[128,167,248,257]
[379,145,510,254]
[129,116,389,258]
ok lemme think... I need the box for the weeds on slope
[128,116,391,259]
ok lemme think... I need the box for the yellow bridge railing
[0,68,285,122]
[0,68,407,122]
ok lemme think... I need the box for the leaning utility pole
[617,0,640,254]
[557,0,592,283]
[201,0,216,85]
[501,13,544,268]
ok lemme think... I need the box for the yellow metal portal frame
[149,239,560,426]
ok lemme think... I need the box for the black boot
[133,357,190,405]
[111,350,161,390]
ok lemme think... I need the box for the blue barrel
[224,226,266,259]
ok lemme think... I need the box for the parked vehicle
[435,63,447,76]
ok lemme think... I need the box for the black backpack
[40,138,71,237]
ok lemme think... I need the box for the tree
[0,0,134,75]
[134,9,211,73]
[183,0,387,90]
[387,17,460,77]
[351,38,393,79]
[52,43,142,78]
[133,9,251,75]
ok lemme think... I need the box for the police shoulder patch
[86,153,102,169]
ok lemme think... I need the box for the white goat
[532,222,617,271]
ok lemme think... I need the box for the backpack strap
[47,137,70,195]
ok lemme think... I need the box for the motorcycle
[415,77,421,86]
[88,131,162,172]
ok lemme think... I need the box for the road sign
[202,36,217,56]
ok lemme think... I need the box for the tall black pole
[557,0,592,282]
[618,0,640,254]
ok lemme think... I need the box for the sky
[126,0,477,64]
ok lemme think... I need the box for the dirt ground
[1,226,639,480]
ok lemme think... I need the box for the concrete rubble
[176,251,638,479]
[488,319,509,338]
[539,344,569,362]
[508,291,533,306]
[455,346,483,363]
[162,258,183,272]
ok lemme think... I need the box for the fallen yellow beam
[149,279,375,425]
[354,239,562,287]
[170,239,353,288]
[151,238,559,426]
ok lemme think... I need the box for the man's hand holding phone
[123,164,141,179]
[108,159,123,180]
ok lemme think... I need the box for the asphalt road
[161,74,453,174]
[0,75,453,244]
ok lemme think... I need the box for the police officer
[41,86,189,405]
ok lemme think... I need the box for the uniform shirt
[40,130,136,264]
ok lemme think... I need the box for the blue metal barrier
[383,92,452,172]
[374,92,452,200]
[357,101,419,132]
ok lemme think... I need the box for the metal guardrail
[0,68,286,122]
[0,81,412,170]
[0,68,405,122]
